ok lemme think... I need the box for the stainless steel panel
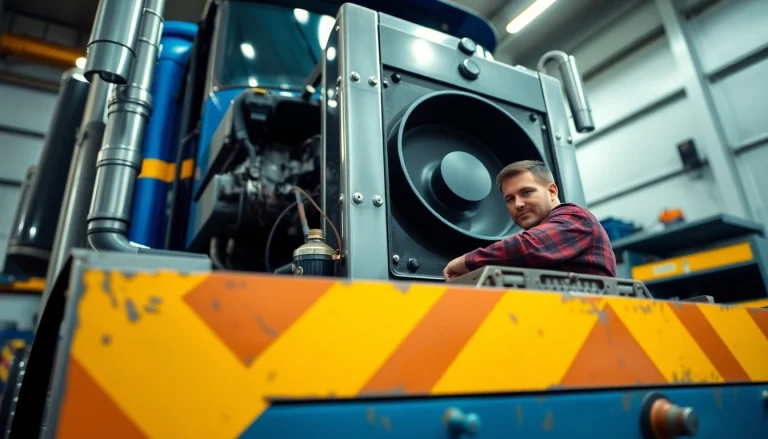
[378,15,546,112]
[84,0,145,84]
[334,4,389,280]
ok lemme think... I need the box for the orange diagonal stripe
[561,303,666,387]
[670,303,750,381]
[361,288,503,394]
[748,308,768,340]
[58,357,148,439]
[184,274,333,367]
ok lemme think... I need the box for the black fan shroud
[385,90,545,278]
[390,91,543,240]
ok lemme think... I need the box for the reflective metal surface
[84,0,145,84]
[86,0,165,252]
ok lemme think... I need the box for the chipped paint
[366,408,376,424]
[516,404,523,427]
[393,283,410,293]
[509,313,518,323]
[622,391,635,412]
[143,304,158,314]
[124,298,140,322]
[542,410,554,432]
[100,334,111,346]
[639,304,652,314]
[149,296,162,304]
[212,299,221,311]
[255,316,278,338]
[103,277,118,309]
[712,387,723,409]
[225,280,235,289]
[587,301,608,325]
[380,416,392,432]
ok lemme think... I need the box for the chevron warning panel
[53,269,768,438]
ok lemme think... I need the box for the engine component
[449,265,653,298]
[83,0,145,84]
[321,4,589,281]
[190,90,322,271]
[292,229,336,277]
[5,69,90,277]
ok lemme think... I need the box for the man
[443,160,617,280]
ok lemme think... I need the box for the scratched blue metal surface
[241,385,768,438]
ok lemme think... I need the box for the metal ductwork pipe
[537,50,595,133]
[43,76,111,308]
[83,0,145,84]
[86,0,186,255]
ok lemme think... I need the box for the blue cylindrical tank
[129,21,197,248]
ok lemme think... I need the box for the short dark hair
[496,160,554,190]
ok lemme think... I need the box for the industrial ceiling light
[506,0,557,34]
[75,57,86,69]
[240,42,255,59]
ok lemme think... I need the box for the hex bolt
[368,76,378,86]
[391,72,402,83]
[392,254,400,264]
[567,136,573,144]
[555,133,562,140]
[352,192,363,204]
[407,258,420,271]
[541,125,547,131]
[382,79,389,88]
[350,71,360,82]
[338,194,344,204]
[528,113,538,122]
[372,195,384,207]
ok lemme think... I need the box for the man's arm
[464,209,594,271]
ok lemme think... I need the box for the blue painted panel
[243,385,768,438]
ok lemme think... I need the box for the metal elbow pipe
[86,0,165,252]
[84,0,146,84]
[537,50,595,133]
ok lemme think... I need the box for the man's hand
[443,254,470,281]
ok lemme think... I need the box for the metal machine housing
[321,4,587,281]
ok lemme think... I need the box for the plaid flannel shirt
[464,203,617,277]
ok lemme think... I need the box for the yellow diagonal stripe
[251,283,444,399]
[73,272,444,438]
[612,298,722,383]
[71,270,239,439]
[0,367,7,382]
[698,305,768,380]
[432,292,601,393]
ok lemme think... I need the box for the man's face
[501,171,559,230]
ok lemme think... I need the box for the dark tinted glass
[215,2,335,90]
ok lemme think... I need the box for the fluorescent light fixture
[317,15,335,50]
[506,0,556,34]
[240,42,255,59]
[294,8,309,24]
[75,56,86,69]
